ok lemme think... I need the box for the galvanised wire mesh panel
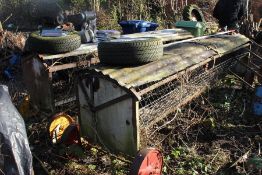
[136,54,240,146]
[50,54,94,111]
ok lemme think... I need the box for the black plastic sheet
[0,85,33,175]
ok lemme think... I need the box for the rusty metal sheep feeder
[78,34,250,159]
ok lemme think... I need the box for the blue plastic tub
[119,20,158,34]
[147,22,159,31]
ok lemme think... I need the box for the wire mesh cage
[138,55,239,147]
[78,34,250,156]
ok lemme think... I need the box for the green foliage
[90,147,98,156]
[247,156,262,170]
[165,147,213,175]
[0,0,219,30]
[0,0,181,29]
[111,159,126,175]
[87,164,96,170]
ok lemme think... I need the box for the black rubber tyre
[98,37,163,66]
[182,4,205,22]
[27,31,81,54]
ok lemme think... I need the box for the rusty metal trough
[78,34,250,155]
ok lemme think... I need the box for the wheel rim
[49,113,74,144]
[130,148,163,175]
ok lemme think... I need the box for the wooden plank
[122,29,193,42]
[38,29,194,61]
[78,79,96,139]
[22,56,55,113]
[0,21,2,31]
[133,100,140,152]
[48,60,90,72]
[39,43,98,60]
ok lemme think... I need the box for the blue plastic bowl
[119,20,157,34]
[147,22,159,31]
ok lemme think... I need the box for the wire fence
[136,54,239,146]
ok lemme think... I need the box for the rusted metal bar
[251,40,262,48]
[245,48,262,60]
[48,60,90,72]
[229,70,254,89]
[249,62,261,70]
[234,55,262,78]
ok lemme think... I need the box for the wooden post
[246,0,249,18]
[0,21,3,31]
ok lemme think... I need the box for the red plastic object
[130,148,163,175]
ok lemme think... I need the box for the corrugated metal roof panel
[91,34,249,89]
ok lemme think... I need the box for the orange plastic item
[49,113,75,144]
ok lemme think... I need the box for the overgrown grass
[25,74,261,175]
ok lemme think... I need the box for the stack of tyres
[119,20,159,34]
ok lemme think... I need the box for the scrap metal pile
[0,27,26,53]
[0,24,26,72]
[0,25,27,99]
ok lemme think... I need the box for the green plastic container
[175,21,206,37]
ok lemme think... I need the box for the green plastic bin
[175,21,206,37]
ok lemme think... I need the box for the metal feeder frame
[78,34,251,156]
